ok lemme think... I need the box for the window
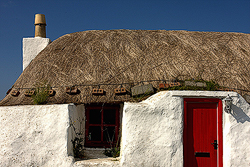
[85,105,120,147]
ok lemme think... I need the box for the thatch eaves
[1,29,250,106]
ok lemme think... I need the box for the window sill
[74,157,120,167]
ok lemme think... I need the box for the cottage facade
[1,91,250,166]
[0,15,250,167]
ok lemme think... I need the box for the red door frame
[184,98,223,167]
[85,105,120,147]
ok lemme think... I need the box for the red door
[184,98,223,167]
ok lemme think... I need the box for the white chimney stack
[23,14,51,71]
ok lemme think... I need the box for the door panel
[184,98,223,167]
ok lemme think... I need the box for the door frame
[183,98,223,167]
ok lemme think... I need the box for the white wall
[0,91,249,166]
[23,37,51,70]
[68,104,85,157]
[0,104,74,167]
[121,91,184,167]
[121,91,250,167]
[223,95,250,167]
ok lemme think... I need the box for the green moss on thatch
[32,81,50,105]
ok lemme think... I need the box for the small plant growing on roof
[32,80,51,105]
[158,79,221,91]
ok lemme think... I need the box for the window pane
[103,127,116,142]
[89,126,101,141]
[103,109,116,124]
[89,109,101,124]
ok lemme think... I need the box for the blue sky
[0,0,249,101]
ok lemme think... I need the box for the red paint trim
[183,98,223,167]
[184,98,220,103]
[183,100,188,166]
[218,99,223,167]
[85,105,120,147]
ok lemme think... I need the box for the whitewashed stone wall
[121,91,184,167]
[0,91,249,167]
[23,37,51,70]
[121,91,250,167]
[223,94,250,167]
[0,104,74,167]
[68,104,85,156]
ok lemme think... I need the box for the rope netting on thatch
[1,30,250,105]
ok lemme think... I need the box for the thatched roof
[1,29,250,106]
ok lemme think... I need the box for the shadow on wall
[231,105,250,123]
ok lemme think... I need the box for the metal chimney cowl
[34,14,46,38]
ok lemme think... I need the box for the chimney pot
[34,14,46,38]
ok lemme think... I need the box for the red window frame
[85,105,120,148]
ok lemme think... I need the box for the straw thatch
[1,29,250,106]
